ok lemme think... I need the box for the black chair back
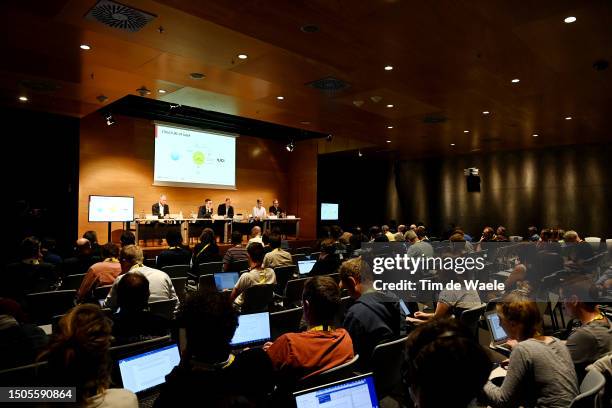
[198,261,224,276]
[61,274,86,290]
[148,299,177,320]
[25,290,76,324]
[94,284,113,301]
[171,277,187,303]
[310,252,321,260]
[295,354,360,391]
[198,274,215,291]
[241,284,274,314]
[0,361,48,386]
[460,304,486,341]
[295,247,312,256]
[228,260,249,272]
[274,265,297,296]
[161,264,190,278]
[109,335,173,360]
[284,278,308,307]
[292,254,307,264]
[371,337,408,398]
[270,307,303,339]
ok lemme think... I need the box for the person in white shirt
[231,243,276,308]
[104,245,179,316]
[252,198,267,220]
[247,226,263,247]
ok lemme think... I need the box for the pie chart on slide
[192,151,205,165]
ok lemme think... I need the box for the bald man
[152,195,170,219]
[63,238,100,275]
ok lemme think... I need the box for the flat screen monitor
[88,195,134,222]
[320,203,339,221]
[230,312,270,347]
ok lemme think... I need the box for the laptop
[484,311,511,352]
[214,272,239,291]
[117,343,180,404]
[230,312,271,349]
[294,373,379,408]
[298,259,316,275]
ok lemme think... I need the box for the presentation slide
[88,195,134,222]
[154,123,236,189]
[321,203,339,221]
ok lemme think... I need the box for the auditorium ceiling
[1,0,611,157]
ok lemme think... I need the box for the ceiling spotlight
[565,116,573,120]
[511,78,520,83]
[80,44,91,50]
[96,94,108,103]
[136,86,151,97]
[158,89,167,94]
[387,126,393,129]
[286,140,295,152]
[532,134,539,137]
[277,96,284,100]
[189,72,205,80]
[386,140,392,143]
[237,54,248,59]
[564,16,576,23]
[450,143,456,146]
[326,134,333,142]
[463,130,469,133]
[358,150,363,157]
[169,103,181,111]
[104,112,115,126]
[384,65,393,71]
[482,111,490,115]
[386,104,394,108]
[18,96,28,102]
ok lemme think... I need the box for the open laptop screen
[486,312,508,342]
[298,259,316,275]
[294,373,379,408]
[230,312,271,347]
[214,272,239,290]
[118,344,180,394]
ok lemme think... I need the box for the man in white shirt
[104,245,179,316]
[247,226,263,247]
[152,195,169,219]
[252,198,267,220]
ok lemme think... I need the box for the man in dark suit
[198,199,214,219]
[152,195,170,219]
[217,197,234,218]
[268,199,283,216]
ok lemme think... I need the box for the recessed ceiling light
[276,96,284,100]
[18,96,28,102]
[237,54,248,59]
[564,16,576,23]
[386,104,394,108]
[386,140,391,143]
[565,116,572,120]
[190,72,205,80]
[158,89,167,94]
[532,134,539,137]
[511,78,520,83]
[463,130,469,133]
[450,143,456,146]
[482,111,490,115]
[80,44,91,50]
[387,126,393,129]
[384,65,393,71]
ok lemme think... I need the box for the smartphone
[399,299,411,316]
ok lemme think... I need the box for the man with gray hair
[104,245,179,317]
[394,225,407,241]
[406,230,434,258]
[152,194,170,219]
[382,225,395,242]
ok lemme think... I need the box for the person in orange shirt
[263,276,353,381]
[77,242,122,302]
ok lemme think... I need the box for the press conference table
[131,217,300,246]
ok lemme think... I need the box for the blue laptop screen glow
[295,375,379,408]
[298,259,316,275]
[487,312,508,342]
[118,344,180,394]
[230,312,271,346]
[215,272,239,290]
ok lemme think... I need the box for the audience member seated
[407,267,481,325]
[40,237,62,266]
[368,226,381,242]
[120,230,136,247]
[40,304,138,407]
[527,225,540,242]
[482,291,578,408]
[1,236,57,303]
[330,225,348,256]
[406,230,434,258]
[154,289,273,407]
[83,230,102,258]
[404,318,490,408]
[340,257,401,368]
[562,275,612,381]
[382,225,395,241]
[263,233,292,269]
[104,245,179,314]
[563,231,595,272]
[504,243,537,293]
[450,230,474,253]
[77,242,121,302]
[416,225,430,242]
[261,231,272,254]
[309,239,342,276]
[493,226,510,242]
[349,231,368,257]
[263,276,354,382]
[62,238,100,276]
[192,228,220,270]
[247,226,263,247]
[111,272,171,345]
[230,243,276,309]
[394,225,407,241]
[0,298,47,369]
[156,230,191,270]
[223,230,249,271]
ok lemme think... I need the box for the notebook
[214,272,239,291]
[294,373,379,408]
[230,312,271,348]
[298,259,316,275]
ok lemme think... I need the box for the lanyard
[309,325,334,332]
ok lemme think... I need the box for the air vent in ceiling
[423,114,447,124]
[18,79,61,93]
[85,0,157,32]
[306,76,350,94]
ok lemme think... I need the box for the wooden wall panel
[78,114,316,241]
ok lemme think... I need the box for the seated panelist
[198,198,214,219]
[152,194,170,219]
[252,198,267,221]
[268,199,284,217]
[217,197,234,218]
